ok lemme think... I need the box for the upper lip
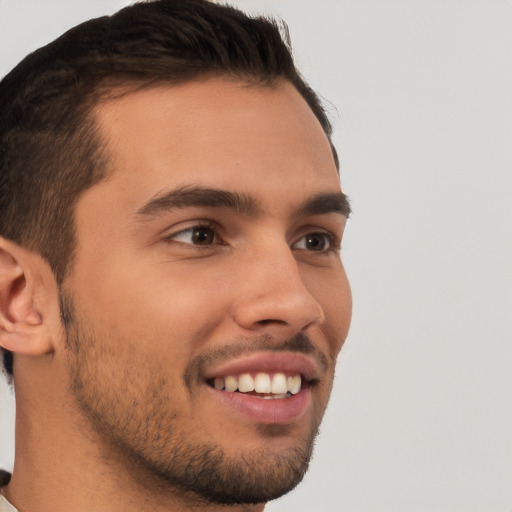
[202,352,322,383]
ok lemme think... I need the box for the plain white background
[1,1,511,511]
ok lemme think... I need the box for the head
[0,0,338,380]
[0,0,350,507]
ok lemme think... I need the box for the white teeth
[224,375,238,392]
[262,393,288,400]
[211,372,302,395]
[238,373,255,392]
[289,375,302,395]
[271,373,288,394]
[254,373,272,393]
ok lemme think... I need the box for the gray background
[1,1,511,510]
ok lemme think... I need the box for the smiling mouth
[206,372,305,399]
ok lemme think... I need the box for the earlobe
[0,237,56,356]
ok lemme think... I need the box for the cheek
[75,258,232,361]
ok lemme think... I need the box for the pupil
[307,234,326,251]
[193,227,213,244]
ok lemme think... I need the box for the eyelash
[293,232,340,253]
[164,221,221,248]
[165,221,340,254]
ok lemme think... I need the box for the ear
[0,236,59,356]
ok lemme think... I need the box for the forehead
[89,78,340,213]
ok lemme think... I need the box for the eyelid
[164,220,221,245]
[162,219,342,253]
[291,230,341,253]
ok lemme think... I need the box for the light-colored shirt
[0,494,17,512]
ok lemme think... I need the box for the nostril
[256,319,287,326]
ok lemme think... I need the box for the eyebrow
[297,192,351,219]
[135,186,351,219]
[136,186,261,218]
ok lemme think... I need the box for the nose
[232,241,325,335]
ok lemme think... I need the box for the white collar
[0,493,18,512]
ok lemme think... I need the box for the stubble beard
[60,291,323,506]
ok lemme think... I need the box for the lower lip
[205,385,312,424]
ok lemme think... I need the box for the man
[0,0,351,510]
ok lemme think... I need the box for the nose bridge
[232,235,325,332]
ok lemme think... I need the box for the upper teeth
[213,373,301,395]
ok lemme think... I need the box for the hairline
[87,72,339,193]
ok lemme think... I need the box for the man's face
[62,79,351,504]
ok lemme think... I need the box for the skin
[0,78,351,511]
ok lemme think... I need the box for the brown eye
[305,233,327,251]
[191,227,215,245]
[169,225,217,245]
[293,232,334,252]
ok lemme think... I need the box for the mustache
[183,332,330,390]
